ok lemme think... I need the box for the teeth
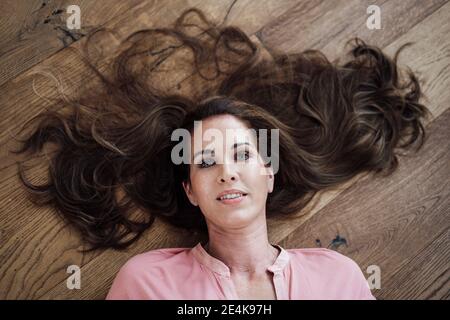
[219,193,243,200]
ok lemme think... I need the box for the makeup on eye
[193,142,251,161]
[197,148,253,169]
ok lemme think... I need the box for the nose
[217,163,238,183]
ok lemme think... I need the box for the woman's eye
[235,150,250,162]
[199,158,215,168]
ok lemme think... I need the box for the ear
[182,180,198,206]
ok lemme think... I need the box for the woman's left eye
[235,150,250,162]
[199,158,215,168]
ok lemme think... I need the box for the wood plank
[0,1,300,299]
[257,0,447,61]
[0,0,145,87]
[376,228,449,299]
[279,107,450,299]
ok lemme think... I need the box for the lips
[216,189,248,201]
[216,193,248,205]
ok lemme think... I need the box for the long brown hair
[14,8,431,251]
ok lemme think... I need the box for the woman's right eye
[199,158,215,168]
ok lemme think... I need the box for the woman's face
[182,114,274,229]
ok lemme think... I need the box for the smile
[216,193,248,204]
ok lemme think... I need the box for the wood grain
[377,228,449,299]
[0,0,145,87]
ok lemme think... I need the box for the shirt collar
[190,241,290,277]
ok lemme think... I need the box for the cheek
[190,171,214,197]
[245,163,270,193]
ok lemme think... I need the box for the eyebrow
[193,142,250,160]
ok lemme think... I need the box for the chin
[218,210,260,226]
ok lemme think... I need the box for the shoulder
[106,247,192,300]
[120,247,190,273]
[287,247,375,300]
[288,247,362,273]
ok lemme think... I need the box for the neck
[204,215,280,277]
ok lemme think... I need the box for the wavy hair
[14,8,431,250]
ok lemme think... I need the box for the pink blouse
[106,242,376,300]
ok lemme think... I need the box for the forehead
[192,115,256,146]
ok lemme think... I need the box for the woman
[106,96,377,299]
[16,8,429,299]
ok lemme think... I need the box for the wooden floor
[0,0,449,300]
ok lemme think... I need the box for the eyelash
[198,151,251,169]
